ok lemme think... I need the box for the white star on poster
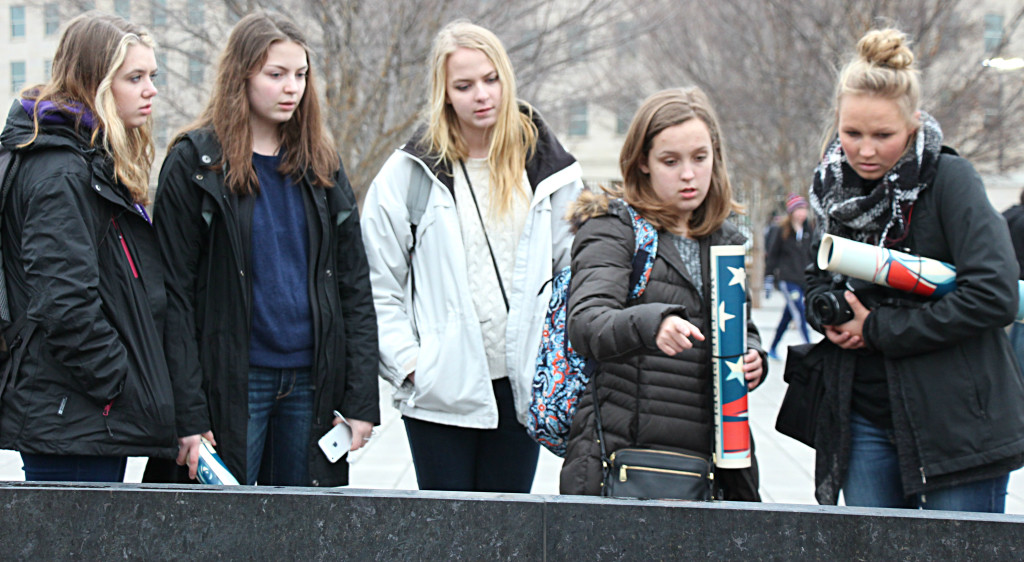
[718,300,735,333]
[727,266,746,290]
[725,358,745,386]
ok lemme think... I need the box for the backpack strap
[407,166,432,252]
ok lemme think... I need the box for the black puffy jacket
[807,152,1024,503]
[151,128,379,487]
[0,101,193,458]
[559,196,765,497]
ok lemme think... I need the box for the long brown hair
[21,11,156,204]
[181,11,337,195]
[618,87,741,237]
[426,21,537,217]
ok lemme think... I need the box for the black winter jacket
[807,152,1024,503]
[559,196,765,497]
[765,222,815,287]
[0,101,193,457]
[151,129,379,486]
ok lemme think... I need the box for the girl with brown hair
[146,11,379,487]
[559,87,765,499]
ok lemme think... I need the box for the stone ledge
[0,482,1022,560]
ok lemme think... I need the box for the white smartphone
[318,421,352,463]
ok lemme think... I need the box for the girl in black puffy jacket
[560,88,766,499]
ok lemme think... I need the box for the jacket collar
[398,103,578,197]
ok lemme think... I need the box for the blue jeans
[247,367,314,486]
[403,378,539,492]
[22,453,127,483]
[1009,322,1024,375]
[843,411,1008,512]
[769,280,810,352]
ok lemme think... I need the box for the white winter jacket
[361,115,582,429]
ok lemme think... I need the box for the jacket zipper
[111,218,138,279]
[102,400,114,436]
[619,465,703,482]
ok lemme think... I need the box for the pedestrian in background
[765,193,814,359]
[0,12,210,482]
[1002,189,1024,371]
[559,87,765,500]
[361,21,583,493]
[144,11,378,487]
[806,28,1024,512]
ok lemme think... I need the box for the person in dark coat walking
[806,28,1024,512]
[1002,190,1024,371]
[143,12,379,487]
[0,12,211,482]
[765,193,815,359]
[559,88,765,500]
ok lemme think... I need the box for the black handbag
[593,374,713,501]
[775,341,827,448]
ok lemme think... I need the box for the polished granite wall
[0,482,1021,560]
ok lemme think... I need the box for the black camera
[807,290,854,325]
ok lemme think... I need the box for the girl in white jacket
[361,21,582,492]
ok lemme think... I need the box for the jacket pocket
[411,316,492,416]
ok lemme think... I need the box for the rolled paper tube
[817,234,1024,321]
[710,245,750,469]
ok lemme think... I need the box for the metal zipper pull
[620,465,628,482]
[920,467,927,484]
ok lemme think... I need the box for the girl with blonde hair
[362,21,583,492]
[806,28,1024,511]
[0,12,210,482]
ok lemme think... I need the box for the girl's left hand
[743,349,763,390]
[338,417,374,452]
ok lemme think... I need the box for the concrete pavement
[0,293,1020,512]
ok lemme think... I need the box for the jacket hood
[1,99,94,154]
[399,103,577,194]
[567,188,614,233]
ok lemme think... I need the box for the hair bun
[857,28,915,70]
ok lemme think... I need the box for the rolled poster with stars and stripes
[710,245,751,469]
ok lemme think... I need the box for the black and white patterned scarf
[809,111,943,245]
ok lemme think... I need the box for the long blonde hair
[426,21,537,217]
[619,87,741,237]
[21,12,156,204]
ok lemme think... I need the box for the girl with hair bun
[0,11,211,482]
[805,28,1024,511]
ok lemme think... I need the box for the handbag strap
[458,160,509,313]
[590,371,612,497]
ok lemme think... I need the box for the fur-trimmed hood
[566,188,615,233]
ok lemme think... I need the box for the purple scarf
[20,99,98,130]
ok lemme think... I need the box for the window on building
[10,5,26,38]
[152,0,167,27]
[11,61,26,93]
[114,0,131,20]
[568,26,588,59]
[615,104,635,136]
[568,102,589,137]
[154,53,167,87]
[189,52,204,84]
[984,13,1005,54]
[44,3,60,35]
[44,58,52,82]
[187,0,203,25]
